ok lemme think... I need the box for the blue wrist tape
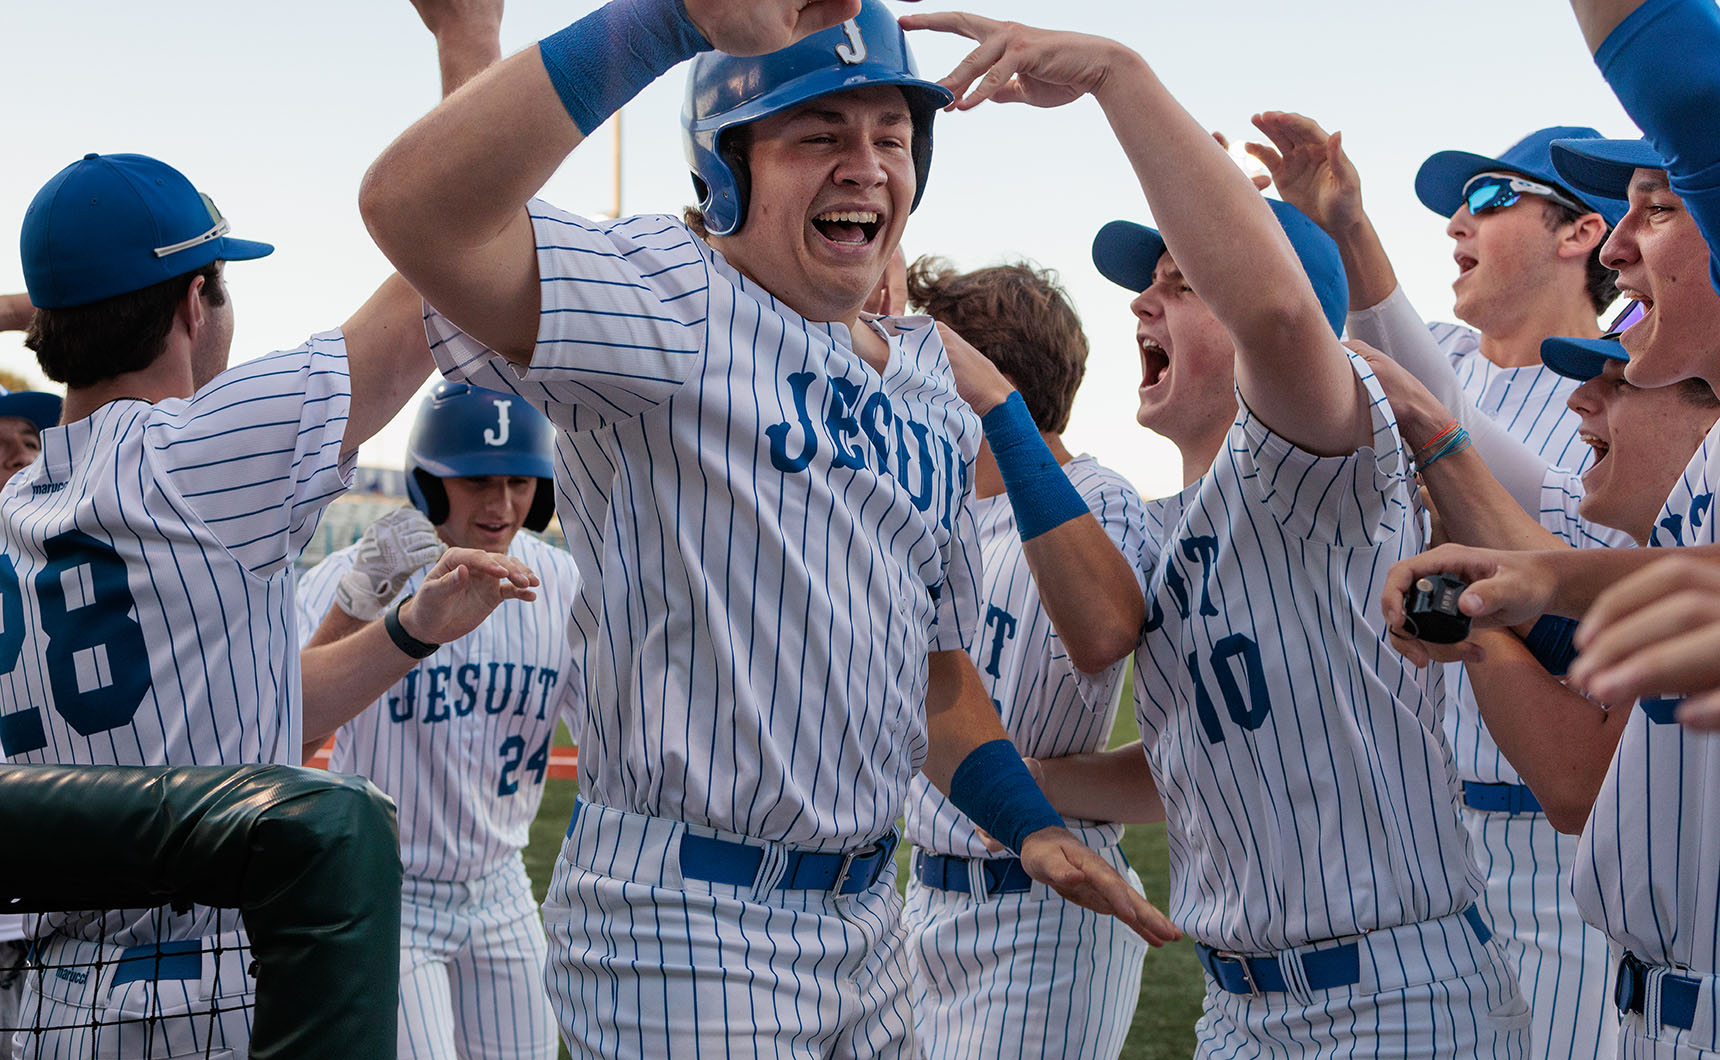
[1523,615,1580,677]
[539,0,710,136]
[947,739,1064,855]
[982,392,1090,541]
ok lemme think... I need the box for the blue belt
[1461,780,1543,815]
[679,830,898,894]
[1615,951,1700,1030]
[110,941,201,987]
[914,850,1035,896]
[1196,906,1491,997]
[563,800,897,895]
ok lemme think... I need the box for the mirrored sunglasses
[1461,172,1585,217]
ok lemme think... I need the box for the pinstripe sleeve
[295,544,356,641]
[146,334,356,577]
[427,203,712,431]
[1238,346,1410,547]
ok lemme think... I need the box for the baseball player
[899,259,1151,1059]
[297,383,577,1060]
[1247,112,1629,1057]
[1382,131,1720,1058]
[362,0,1171,1056]
[902,11,1530,1053]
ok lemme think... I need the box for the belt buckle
[833,842,877,894]
[1214,950,1261,997]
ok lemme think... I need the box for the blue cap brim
[0,391,63,432]
[1091,220,1166,294]
[1416,150,1516,218]
[212,236,275,262]
[1540,334,1629,381]
[1550,138,1666,201]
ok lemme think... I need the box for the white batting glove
[333,507,446,622]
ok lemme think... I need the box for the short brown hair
[906,258,1088,433]
[25,263,224,388]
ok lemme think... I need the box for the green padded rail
[0,763,401,1059]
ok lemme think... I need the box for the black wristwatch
[384,592,440,659]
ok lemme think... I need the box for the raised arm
[904,14,1367,456]
[1570,0,1646,52]
[361,0,858,363]
[1576,0,1720,293]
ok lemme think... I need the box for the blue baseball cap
[20,153,274,309]
[0,389,61,432]
[1091,197,1349,337]
[1550,137,1667,201]
[1540,334,1628,381]
[1415,126,1627,225]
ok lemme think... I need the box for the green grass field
[521,696,1206,1058]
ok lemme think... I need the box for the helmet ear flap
[716,131,751,233]
[523,479,555,532]
[409,469,451,525]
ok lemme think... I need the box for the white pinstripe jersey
[297,530,582,882]
[1577,420,1720,971]
[427,203,982,850]
[1432,320,1593,785]
[904,455,1151,857]
[1132,349,1480,954]
[0,337,356,944]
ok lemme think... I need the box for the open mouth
[1453,252,1479,278]
[812,210,882,246]
[1580,430,1611,472]
[1140,339,1169,390]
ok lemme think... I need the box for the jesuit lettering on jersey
[765,369,965,530]
[1650,490,1713,548]
[387,660,561,724]
[1142,533,1221,633]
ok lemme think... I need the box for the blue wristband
[539,0,710,136]
[981,392,1090,541]
[947,739,1064,855]
[1523,615,1579,677]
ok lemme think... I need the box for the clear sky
[1,0,1639,499]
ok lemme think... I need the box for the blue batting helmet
[682,0,955,236]
[405,383,557,532]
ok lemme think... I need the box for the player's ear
[176,274,210,337]
[1560,212,1609,260]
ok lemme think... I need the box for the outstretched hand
[687,0,863,57]
[1246,111,1365,235]
[1019,825,1181,945]
[901,12,1131,111]
[398,547,540,646]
